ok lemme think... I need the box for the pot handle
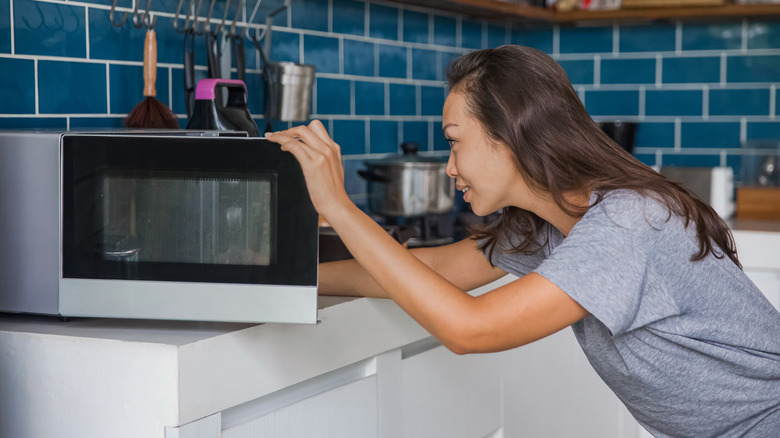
[358,169,391,183]
[401,141,419,155]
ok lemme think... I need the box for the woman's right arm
[318,237,507,298]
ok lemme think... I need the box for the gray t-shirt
[488,190,780,437]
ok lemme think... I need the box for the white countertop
[0,277,513,438]
[0,296,355,345]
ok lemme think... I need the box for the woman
[266,45,780,437]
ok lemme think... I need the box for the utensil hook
[218,0,233,35]
[227,0,243,37]
[109,0,128,27]
[245,0,268,66]
[202,0,218,34]
[173,0,190,32]
[190,0,206,34]
[133,0,157,29]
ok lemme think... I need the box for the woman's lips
[457,184,471,201]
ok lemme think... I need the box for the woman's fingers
[268,131,314,163]
[265,121,349,219]
[270,123,336,157]
[308,120,340,154]
[267,122,344,182]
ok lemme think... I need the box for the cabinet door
[401,344,501,438]
[221,376,378,438]
[501,328,644,438]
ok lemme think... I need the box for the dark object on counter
[359,142,455,217]
[319,225,417,262]
[126,29,180,130]
[600,121,637,154]
[186,79,260,136]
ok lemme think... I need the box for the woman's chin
[469,202,503,217]
[469,204,489,217]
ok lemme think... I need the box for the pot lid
[363,142,447,167]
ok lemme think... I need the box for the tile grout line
[34,60,39,116]
[9,0,14,55]
[106,63,111,115]
[328,0,333,34]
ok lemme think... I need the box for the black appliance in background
[318,225,418,263]
[600,121,637,154]
[186,79,261,136]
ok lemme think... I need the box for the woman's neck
[532,190,591,237]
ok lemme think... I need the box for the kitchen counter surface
[0,276,512,438]
[729,218,780,233]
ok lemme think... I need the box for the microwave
[0,131,318,323]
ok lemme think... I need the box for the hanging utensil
[183,29,196,118]
[232,35,246,83]
[229,0,246,83]
[125,11,179,129]
[206,31,221,79]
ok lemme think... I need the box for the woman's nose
[445,153,457,178]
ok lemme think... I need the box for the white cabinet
[209,340,503,438]
[500,329,645,438]
[222,376,378,438]
[401,343,502,438]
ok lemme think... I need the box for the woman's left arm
[267,122,589,354]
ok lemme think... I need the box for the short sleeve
[533,217,651,337]
[481,223,560,277]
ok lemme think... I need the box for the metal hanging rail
[108,0,279,38]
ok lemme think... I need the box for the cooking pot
[359,142,454,217]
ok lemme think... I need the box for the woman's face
[442,91,533,216]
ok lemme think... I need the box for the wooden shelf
[556,3,780,23]
[388,0,780,25]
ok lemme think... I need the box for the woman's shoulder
[586,189,674,230]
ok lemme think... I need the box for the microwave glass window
[100,172,275,267]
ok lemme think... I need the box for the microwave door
[59,135,317,324]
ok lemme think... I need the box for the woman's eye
[446,138,456,148]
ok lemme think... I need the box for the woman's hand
[266,120,351,221]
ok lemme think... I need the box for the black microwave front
[0,132,319,323]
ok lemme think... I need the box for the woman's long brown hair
[448,45,741,269]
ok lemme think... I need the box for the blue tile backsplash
[645,90,703,117]
[402,9,428,44]
[2,0,780,204]
[559,26,612,53]
[600,58,655,85]
[662,56,721,83]
[332,0,364,36]
[618,25,675,53]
